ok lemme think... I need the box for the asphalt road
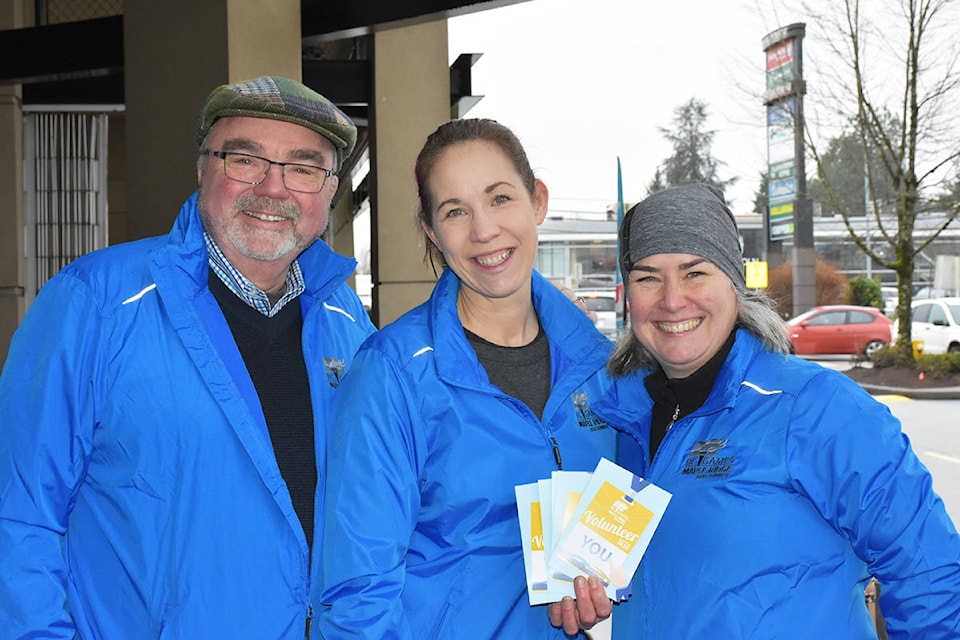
[878,396,960,527]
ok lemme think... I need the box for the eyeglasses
[203,150,334,193]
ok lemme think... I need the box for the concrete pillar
[327,191,357,290]
[369,21,449,327]
[0,0,28,366]
[792,246,817,316]
[123,0,301,240]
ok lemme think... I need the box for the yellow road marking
[921,451,960,465]
[874,394,912,402]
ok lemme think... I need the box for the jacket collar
[708,328,763,413]
[595,328,764,430]
[429,268,612,388]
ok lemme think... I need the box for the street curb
[856,383,960,400]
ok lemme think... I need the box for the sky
[445,0,960,218]
[446,0,794,217]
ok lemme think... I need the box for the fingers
[560,595,580,635]
[570,576,595,625]
[547,576,614,634]
[547,601,563,628]
[590,576,613,619]
[572,576,611,628]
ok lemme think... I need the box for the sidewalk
[854,383,960,400]
[802,355,960,400]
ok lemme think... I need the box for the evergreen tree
[807,116,898,218]
[753,172,769,216]
[646,167,666,195]
[649,98,736,195]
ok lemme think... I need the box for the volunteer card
[514,482,568,605]
[543,470,592,596]
[546,458,671,602]
[550,470,591,558]
[537,478,554,560]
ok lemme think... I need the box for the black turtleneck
[643,330,738,462]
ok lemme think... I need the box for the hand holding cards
[515,458,671,605]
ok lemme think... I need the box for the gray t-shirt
[465,326,551,419]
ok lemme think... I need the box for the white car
[880,286,898,316]
[907,297,960,354]
[576,289,618,338]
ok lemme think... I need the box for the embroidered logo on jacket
[571,392,608,431]
[324,357,346,388]
[682,438,735,479]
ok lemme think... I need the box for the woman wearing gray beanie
[552,183,960,638]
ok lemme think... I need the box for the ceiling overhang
[0,1,524,106]
[302,0,525,41]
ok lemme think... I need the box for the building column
[328,191,358,290]
[123,0,302,240]
[369,20,449,327]
[792,246,817,315]
[0,0,28,367]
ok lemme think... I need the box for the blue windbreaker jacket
[319,269,616,639]
[0,192,376,639]
[597,329,960,639]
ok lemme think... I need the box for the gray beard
[226,223,302,262]
[219,194,309,261]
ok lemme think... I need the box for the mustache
[235,195,300,220]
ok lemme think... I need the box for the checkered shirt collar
[204,231,305,317]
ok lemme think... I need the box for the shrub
[848,277,883,310]
[869,344,904,369]
[915,353,960,376]
[766,258,849,318]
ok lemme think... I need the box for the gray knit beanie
[619,183,745,290]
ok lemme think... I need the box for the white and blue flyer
[515,482,567,605]
[516,458,671,604]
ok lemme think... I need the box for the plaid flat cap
[195,76,357,168]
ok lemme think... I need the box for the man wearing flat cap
[0,76,376,638]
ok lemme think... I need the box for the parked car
[913,286,956,300]
[787,305,894,356]
[880,286,898,316]
[906,297,960,354]
[576,289,617,338]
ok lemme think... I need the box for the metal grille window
[42,0,123,24]
[23,110,110,306]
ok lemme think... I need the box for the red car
[787,305,894,356]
